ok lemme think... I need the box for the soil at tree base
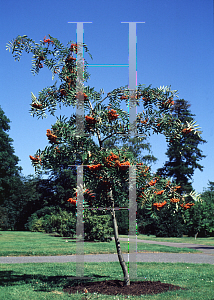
[63,279,186,296]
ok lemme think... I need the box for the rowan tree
[7,34,203,286]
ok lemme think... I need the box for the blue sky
[1,0,213,194]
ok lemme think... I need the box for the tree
[0,106,22,204]
[103,135,158,234]
[7,34,202,286]
[188,180,214,237]
[12,174,46,230]
[0,105,23,229]
[157,99,207,195]
[103,135,158,166]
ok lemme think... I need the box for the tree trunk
[109,188,130,286]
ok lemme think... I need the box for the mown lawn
[0,231,201,256]
[0,261,213,299]
[125,234,214,246]
[0,231,213,299]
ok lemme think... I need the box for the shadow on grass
[0,270,108,292]
[0,270,186,296]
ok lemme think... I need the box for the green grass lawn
[0,261,213,299]
[0,231,201,256]
[0,231,213,299]
[124,234,214,246]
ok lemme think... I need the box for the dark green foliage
[0,106,25,230]
[0,106,22,206]
[83,209,113,242]
[2,174,56,231]
[25,206,76,237]
[114,209,129,235]
[11,175,45,230]
[136,204,156,235]
[0,206,9,230]
[182,201,202,237]
[153,205,184,237]
[199,181,214,236]
[113,209,140,236]
[157,99,207,195]
[26,206,114,242]
[137,195,185,237]
[184,181,214,237]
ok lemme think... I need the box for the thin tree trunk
[109,188,130,286]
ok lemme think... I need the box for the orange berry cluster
[87,152,130,173]
[148,179,157,186]
[120,95,128,100]
[66,56,76,62]
[85,115,97,125]
[88,163,102,171]
[67,198,76,205]
[153,200,167,209]
[119,161,130,170]
[170,198,180,203]
[104,152,130,170]
[31,103,42,109]
[173,186,181,191]
[141,118,149,124]
[29,155,42,165]
[76,91,88,101]
[166,98,174,105]
[104,152,119,167]
[107,109,119,121]
[182,128,192,134]
[36,55,45,69]
[46,129,58,144]
[43,36,54,45]
[154,190,164,195]
[59,89,67,96]
[55,147,60,153]
[67,189,95,206]
[120,93,142,100]
[70,43,78,53]
[142,96,150,102]
[65,76,76,89]
[162,98,174,106]
[180,203,195,209]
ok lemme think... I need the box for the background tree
[183,180,214,237]
[157,99,207,195]
[0,106,23,229]
[199,180,214,236]
[13,174,46,230]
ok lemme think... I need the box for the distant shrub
[48,210,76,237]
[82,209,113,242]
[25,206,76,237]
[25,206,114,241]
